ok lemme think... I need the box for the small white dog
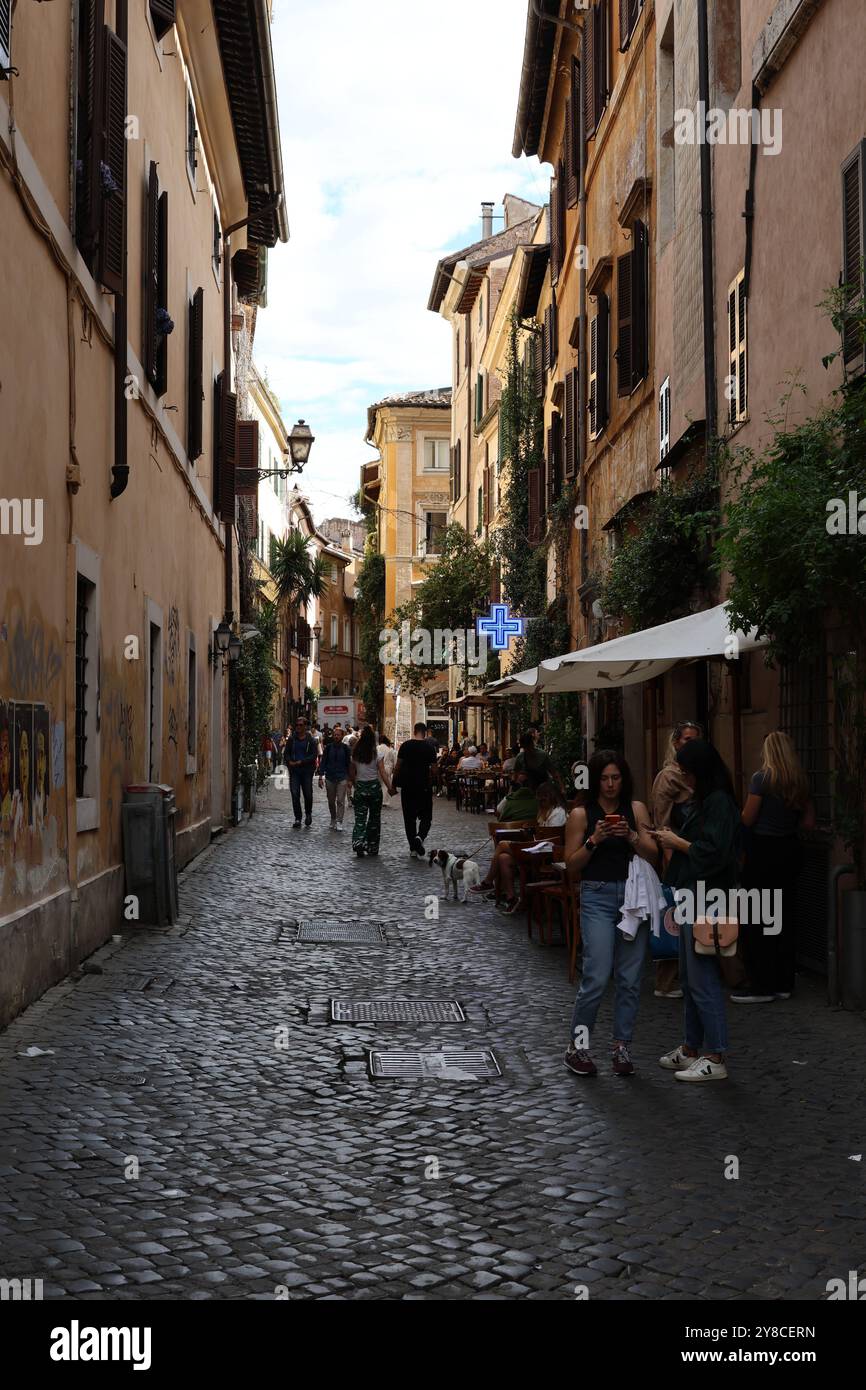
[428,849,482,903]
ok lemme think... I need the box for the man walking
[318,725,351,831]
[284,715,319,828]
[393,721,437,858]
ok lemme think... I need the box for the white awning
[486,604,768,696]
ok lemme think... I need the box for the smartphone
[604,813,623,824]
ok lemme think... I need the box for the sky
[254,0,550,528]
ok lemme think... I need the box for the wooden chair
[539,874,582,982]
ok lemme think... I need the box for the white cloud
[255,0,548,525]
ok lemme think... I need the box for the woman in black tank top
[563,750,658,1078]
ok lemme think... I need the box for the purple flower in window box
[155,306,175,337]
[99,161,119,199]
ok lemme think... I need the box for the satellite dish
[591,599,605,619]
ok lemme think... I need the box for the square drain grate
[296,920,387,943]
[331,1000,465,1023]
[368,1048,500,1080]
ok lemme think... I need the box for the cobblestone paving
[0,783,864,1301]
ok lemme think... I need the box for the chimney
[481,202,494,239]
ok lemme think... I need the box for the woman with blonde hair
[735,731,816,1004]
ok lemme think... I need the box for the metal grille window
[213,207,221,275]
[187,643,196,758]
[779,646,832,827]
[75,576,92,799]
[186,90,197,180]
[659,375,671,461]
[727,270,748,426]
[1,0,12,72]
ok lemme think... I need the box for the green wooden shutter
[187,288,204,461]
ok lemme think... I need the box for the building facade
[361,390,452,741]
[0,0,287,1026]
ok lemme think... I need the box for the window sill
[76,798,99,834]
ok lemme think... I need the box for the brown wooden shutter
[79,0,107,262]
[842,142,866,369]
[455,438,461,499]
[187,287,204,461]
[542,307,551,374]
[550,174,560,282]
[483,447,491,527]
[564,368,578,479]
[616,251,633,396]
[216,376,237,522]
[96,25,127,294]
[534,333,544,397]
[236,419,259,492]
[155,190,169,396]
[590,292,610,435]
[490,563,501,605]
[631,218,648,385]
[619,0,640,51]
[552,410,563,502]
[149,0,176,41]
[570,57,581,194]
[594,0,609,132]
[565,91,578,208]
[584,2,596,139]
[550,290,558,368]
[144,161,159,388]
[527,468,541,543]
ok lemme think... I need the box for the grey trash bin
[122,784,179,926]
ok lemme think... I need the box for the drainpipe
[577,27,589,751]
[696,0,717,449]
[109,0,129,499]
[742,83,761,299]
[828,863,856,1006]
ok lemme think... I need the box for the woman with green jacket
[652,740,740,1083]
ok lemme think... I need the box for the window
[565,58,581,208]
[213,207,222,277]
[75,575,94,800]
[1,1,12,72]
[528,469,543,544]
[73,3,128,295]
[355,622,360,653]
[619,0,642,52]
[546,412,563,508]
[213,371,237,520]
[475,373,485,427]
[344,619,351,653]
[343,681,350,697]
[187,287,204,460]
[564,367,579,478]
[186,90,198,183]
[451,438,462,502]
[149,1,176,41]
[616,219,648,396]
[148,617,162,785]
[424,438,449,472]
[841,141,866,374]
[727,270,748,426]
[144,162,169,396]
[550,166,565,283]
[187,635,197,766]
[584,0,610,140]
[659,376,671,462]
[425,511,447,554]
[476,484,483,535]
[478,295,484,329]
[456,328,461,380]
[589,293,610,437]
[330,615,338,649]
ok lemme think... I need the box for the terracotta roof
[365,388,452,441]
[427,213,541,313]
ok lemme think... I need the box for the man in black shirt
[393,722,437,857]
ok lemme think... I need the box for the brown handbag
[693,916,739,957]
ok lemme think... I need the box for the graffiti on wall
[165,605,181,687]
[5,615,63,700]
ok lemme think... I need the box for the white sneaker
[335,822,343,832]
[675,1056,728,1082]
[659,1046,696,1071]
[730,993,775,1004]
[654,989,684,999]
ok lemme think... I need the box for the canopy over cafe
[485,604,837,984]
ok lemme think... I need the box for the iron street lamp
[228,632,242,663]
[237,418,316,486]
[209,619,233,666]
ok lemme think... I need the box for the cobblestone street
[0,783,864,1302]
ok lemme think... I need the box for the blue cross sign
[476,603,525,651]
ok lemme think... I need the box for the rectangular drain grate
[368,1048,500,1080]
[296,920,387,943]
[331,1000,465,1023]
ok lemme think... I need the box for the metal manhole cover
[98,1073,147,1086]
[368,1049,500,1080]
[332,1000,465,1023]
[296,921,387,943]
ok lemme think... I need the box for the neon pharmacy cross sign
[476,604,525,651]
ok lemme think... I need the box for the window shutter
[584,1,596,139]
[490,564,501,605]
[528,468,541,543]
[620,0,640,51]
[564,367,578,479]
[449,445,455,503]
[542,307,551,374]
[236,420,259,493]
[550,290,558,367]
[216,377,237,522]
[455,438,462,499]
[727,270,748,424]
[0,1,12,71]
[550,174,560,282]
[464,313,471,368]
[187,287,204,461]
[595,0,609,131]
[154,190,169,396]
[534,332,544,397]
[96,26,127,294]
[616,251,633,396]
[841,142,866,370]
[737,277,747,418]
[589,313,599,437]
[483,450,491,527]
[594,291,610,434]
[150,0,176,41]
[552,410,563,503]
[565,92,578,208]
[80,0,107,261]
[570,58,581,194]
[144,162,159,388]
[631,218,648,386]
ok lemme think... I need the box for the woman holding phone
[563,750,657,1077]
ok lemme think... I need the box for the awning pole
[730,662,743,801]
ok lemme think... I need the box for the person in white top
[456,746,484,772]
[378,735,398,807]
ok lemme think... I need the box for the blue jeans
[570,880,648,1045]
[290,767,314,822]
[679,917,729,1054]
